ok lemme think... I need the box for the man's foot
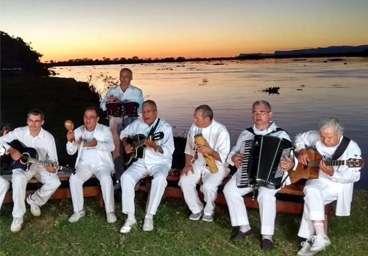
[143,217,154,232]
[68,210,86,223]
[297,240,317,256]
[10,217,23,233]
[120,219,137,233]
[261,238,274,250]
[231,229,254,242]
[310,235,331,252]
[26,195,41,217]
[189,211,203,221]
[106,212,117,223]
[201,214,214,222]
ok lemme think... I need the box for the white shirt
[100,84,143,113]
[120,117,175,167]
[0,126,58,171]
[185,120,230,172]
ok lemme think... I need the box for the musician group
[0,68,363,256]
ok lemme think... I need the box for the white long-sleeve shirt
[294,130,362,215]
[120,117,175,168]
[185,120,230,172]
[100,84,143,113]
[0,126,58,172]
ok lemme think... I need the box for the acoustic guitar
[289,149,365,184]
[6,139,75,173]
[124,132,164,165]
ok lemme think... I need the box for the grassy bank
[0,190,367,256]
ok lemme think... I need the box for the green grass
[1,190,367,256]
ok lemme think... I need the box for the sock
[239,225,251,233]
[313,222,325,237]
[262,235,273,241]
[145,213,153,219]
[127,213,135,221]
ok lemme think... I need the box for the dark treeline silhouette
[1,31,50,76]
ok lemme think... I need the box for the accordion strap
[332,136,351,160]
[246,127,287,136]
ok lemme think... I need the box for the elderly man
[223,100,294,250]
[66,106,116,223]
[295,117,362,256]
[0,109,61,232]
[100,68,144,182]
[179,105,230,222]
[119,100,174,233]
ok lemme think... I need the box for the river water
[52,57,368,189]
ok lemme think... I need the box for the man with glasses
[223,100,294,250]
[0,109,61,232]
[66,106,116,224]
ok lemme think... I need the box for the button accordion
[236,135,292,189]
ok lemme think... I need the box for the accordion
[236,135,292,189]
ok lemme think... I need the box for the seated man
[295,117,362,256]
[119,100,174,233]
[66,106,116,223]
[0,176,10,213]
[179,105,230,222]
[223,100,294,250]
[0,109,61,232]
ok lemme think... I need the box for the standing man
[179,105,230,222]
[295,117,362,256]
[223,100,294,250]
[66,106,116,223]
[0,109,61,232]
[119,100,174,233]
[100,68,144,181]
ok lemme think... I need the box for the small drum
[106,102,123,117]
[122,102,139,117]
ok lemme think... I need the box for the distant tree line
[1,31,50,76]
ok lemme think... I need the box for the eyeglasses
[252,111,270,116]
[83,115,97,120]
[27,119,42,124]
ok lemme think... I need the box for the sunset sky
[1,0,367,62]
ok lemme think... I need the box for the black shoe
[261,238,274,250]
[231,229,254,242]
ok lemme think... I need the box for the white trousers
[11,168,61,218]
[69,163,115,213]
[121,159,169,215]
[223,175,279,235]
[298,179,339,239]
[109,117,122,159]
[179,167,229,216]
[0,176,10,212]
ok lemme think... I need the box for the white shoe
[297,240,317,256]
[189,211,203,221]
[310,235,331,252]
[10,217,23,233]
[68,210,86,223]
[120,219,137,233]
[26,195,41,217]
[106,212,117,223]
[143,217,154,232]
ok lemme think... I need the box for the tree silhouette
[1,31,49,76]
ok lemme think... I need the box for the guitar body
[290,149,320,184]
[7,139,38,171]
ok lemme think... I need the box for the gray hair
[252,100,272,112]
[195,105,213,120]
[143,100,157,112]
[318,117,344,135]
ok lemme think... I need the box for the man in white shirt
[179,105,230,222]
[223,100,294,250]
[66,106,116,224]
[0,109,61,232]
[295,117,362,256]
[119,100,174,233]
[100,68,143,160]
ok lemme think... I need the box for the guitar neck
[308,159,346,168]
[26,157,61,171]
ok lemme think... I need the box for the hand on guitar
[297,149,310,166]
[84,138,97,148]
[280,156,294,171]
[8,147,22,161]
[123,142,134,154]
[66,131,75,143]
[45,163,57,174]
[320,161,334,176]
[232,154,243,169]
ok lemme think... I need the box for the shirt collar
[26,126,45,138]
